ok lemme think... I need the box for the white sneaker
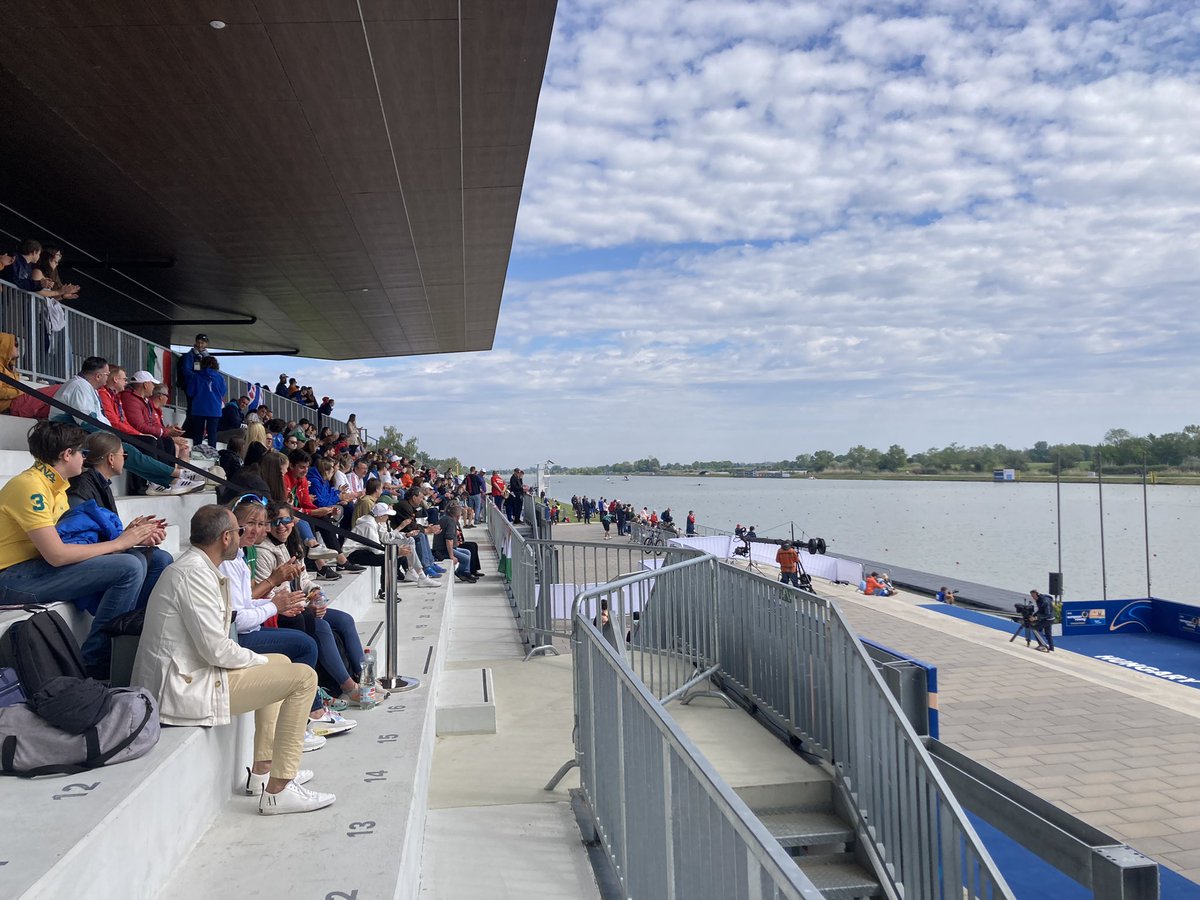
[417,574,439,588]
[302,731,326,752]
[258,779,336,815]
[308,546,338,562]
[308,709,357,736]
[245,767,313,796]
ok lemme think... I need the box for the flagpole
[1143,452,1152,599]
[1097,445,1108,602]
[1056,453,1063,601]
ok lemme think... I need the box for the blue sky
[235,0,1200,467]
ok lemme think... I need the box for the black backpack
[0,610,88,694]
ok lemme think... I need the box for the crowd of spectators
[0,402,510,814]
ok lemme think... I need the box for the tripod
[1009,617,1048,650]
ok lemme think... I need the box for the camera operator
[1029,589,1056,652]
[776,541,801,587]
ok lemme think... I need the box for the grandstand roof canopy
[0,0,556,359]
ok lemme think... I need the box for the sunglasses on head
[234,493,267,507]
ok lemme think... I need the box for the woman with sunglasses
[257,501,374,706]
[219,497,355,755]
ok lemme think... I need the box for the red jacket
[283,470,316,513]
[98,385,141,437]
[120,389,165,437]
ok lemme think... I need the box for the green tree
[879,444,908,471]
[811,450,836,471]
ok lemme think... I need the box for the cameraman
[776,541,801,587]
[1030,589,1056,652]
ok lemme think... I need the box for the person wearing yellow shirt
[0,421,158,678]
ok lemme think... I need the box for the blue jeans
[59,418,174,487]
[133,547,173,609]
[414,532,435,568]
[0,553,144,673]
[296,519,315,544]
[239,627,322,710]
[451,546,471,576]
[313,608,363,687]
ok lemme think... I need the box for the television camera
[1009,600,1048,650]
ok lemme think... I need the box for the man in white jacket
[132,504,336,815]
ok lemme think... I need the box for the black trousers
[459,540,481,573]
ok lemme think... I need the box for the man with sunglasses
[0,421,159,677]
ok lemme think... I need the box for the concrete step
[733,776,833,813]
[795,853,883,899]
[435,666,497,735]
[755,807,855,848]
[0,716,254,900]
[0,414,36,450]
[158,579,457,900]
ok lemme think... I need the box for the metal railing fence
[573,608,823,900]
[1,278,353,436]
[711,561,1012,899]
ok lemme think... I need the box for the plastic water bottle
[359,647,377,709]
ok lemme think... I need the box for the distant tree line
[563,426,1200,477]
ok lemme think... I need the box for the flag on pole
[146,346,172,393]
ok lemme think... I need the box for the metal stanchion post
[378,541,421,692]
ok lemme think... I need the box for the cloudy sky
[244,0,1200,467]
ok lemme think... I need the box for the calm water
[545,475,1196,604]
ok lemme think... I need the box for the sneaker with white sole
[302,731,326,752]
[308,546,338,562]
[258,779,336,815]
[308,709,357,735]
[146,473,202,496]
[245,767,313,796]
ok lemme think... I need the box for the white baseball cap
[371,502,392,517]
[131,370,160,384]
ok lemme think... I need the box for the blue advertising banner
[1061,599,1153,636]
[1150,599,1200,645]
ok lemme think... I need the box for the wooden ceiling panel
[0,0,556,359]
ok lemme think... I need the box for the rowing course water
[921,604,1200,689]
[548,475,1198,604]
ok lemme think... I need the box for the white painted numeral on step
[377,733,399,743]
[346,821,376,837]
[364,770,388,782]
[325,892,359,900]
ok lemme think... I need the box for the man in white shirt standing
[132,504,336,815]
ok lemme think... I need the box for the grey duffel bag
[0,686,160,778]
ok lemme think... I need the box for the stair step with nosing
[756,807,854,847]
[795,853,883,899]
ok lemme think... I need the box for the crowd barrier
[553,553,1011,899]
[573,609,823,899]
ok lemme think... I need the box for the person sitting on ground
[55,356,205,496]
[0,421,158,678]
[936,586,956,605]
[879,572,898,593]
[256,502,374,707]
[863,572,894,597]
[67,430,172,610]
[132,504,335,814]
[220,495,355,745]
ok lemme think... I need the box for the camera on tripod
[1013,601,1039,626]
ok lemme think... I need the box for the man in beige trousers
[132,504,335,814]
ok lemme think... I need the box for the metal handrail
[711,560,1013,898]
[1,278,352,435]
[556,549,1012,898]
[573,603,823,899]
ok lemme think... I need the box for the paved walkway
[820,582,1200,883]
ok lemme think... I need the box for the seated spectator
[6,239,79,300]
[55,357,204,496]
[352,477,382,526]
[0,421,158,677]
[220,432,248,484]
[188,356,226,448]
[0,333,22,414]
[344,501,435,591]
[257,502,374,707]
[132,505,335,814]
[286,379,300,400]
[863,572,895,597]
[217,395,249,442]
[220,495,353,744]
[432,502,475,583]
[101,366,190,469]
[68,431,173,609]
[393,486,445,579]
[121,372,186,446]
[935,586,956,605]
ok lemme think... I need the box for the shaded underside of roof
[0,0,557,359]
